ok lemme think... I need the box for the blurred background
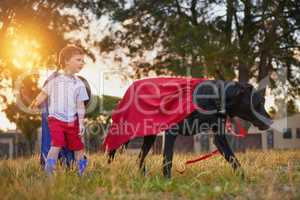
[0,0,299,158]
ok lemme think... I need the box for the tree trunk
[221,0,235,79]
[238,0,252,83]
[225,0,234,46]
[258,5,280,97]
[236,0,254,151]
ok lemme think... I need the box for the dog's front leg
[213,134,244,177]
[138,135,156,176]
[163,131,177,179]
[107,149,116,164]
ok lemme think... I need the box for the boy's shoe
[78,157,88,176]
[45,158,56,175]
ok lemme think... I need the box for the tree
[0,0,109,154]
[97,0,300,101]
[91,0,300,151]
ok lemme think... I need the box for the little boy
[30,45,89,175]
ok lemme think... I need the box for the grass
[0,150,300,200]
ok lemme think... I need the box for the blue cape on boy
[40,72,91,166]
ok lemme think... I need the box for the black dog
[108,80,273,178]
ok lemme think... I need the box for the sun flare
[5,28,42,70]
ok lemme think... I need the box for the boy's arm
[77,101,86,136]
[29,91,48,110]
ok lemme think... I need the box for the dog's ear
[241,83,253,92]
[225,82,254,108]
[250,87,265,108]
[238,83,264,108]
[226,82,245,99]
[225,82,242,109]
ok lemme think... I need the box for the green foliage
[287,99,299,116]
[85,95,121,119]
[0,0,91,70]
[2,74,41,154]
[84,95,121,153]
[98,0,300,92]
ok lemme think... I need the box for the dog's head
[226,82,273,130]
[193,80,272,130]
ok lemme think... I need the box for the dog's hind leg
[108,149,116,164]
[163,131,177,179]
[213,134,244,177]
[108,142,129,163]
[138,135,156,176]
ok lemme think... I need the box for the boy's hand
[29,91,47,112]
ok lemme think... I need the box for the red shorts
[48,117,84,151]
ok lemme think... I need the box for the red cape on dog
[103,77,207,151]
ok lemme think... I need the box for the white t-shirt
[42,74,89,122]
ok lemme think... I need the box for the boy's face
[65,54,85,74]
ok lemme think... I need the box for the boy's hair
[58,45,84,69]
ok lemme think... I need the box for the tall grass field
[0,150,300,200]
